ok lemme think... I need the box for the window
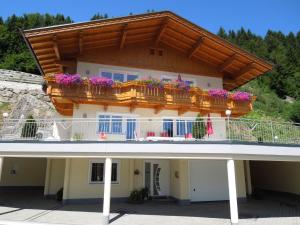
[149,48,155,55]
[113,73,124,82]
[98,115,110,133]
[127,74,138,81]
[111,116,122,133]
[90,161,120,183]
[163,119,174,137]
[101,72,112,79]
[98,115,123,134]
[100,70,139,82]
[91,162,104,182]
[176,120,193,136]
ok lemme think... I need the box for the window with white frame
[98,115,123,134]
[90,160,120,183]
[100,70,139,82]
[176,119,193,136]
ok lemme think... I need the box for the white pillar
[63,158,71,203]
[244,160,252,195]
[103,158,112,225]
[129,159,134,191]
[0,157,3,182]
[227,159,239,225]
[44,158,52,196]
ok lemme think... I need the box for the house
[0,11,299,225]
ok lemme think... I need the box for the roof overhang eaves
[23,11,273,85]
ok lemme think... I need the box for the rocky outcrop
[0,69,55,119]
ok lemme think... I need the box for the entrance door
[144,160,170,197]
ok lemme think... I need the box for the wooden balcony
[46,78,255,116]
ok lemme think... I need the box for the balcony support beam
[103,104,108,112]
[154,105,164,114]
[129,103,136,113]
[178,107,188,116]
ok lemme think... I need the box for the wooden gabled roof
[23,11,272,90]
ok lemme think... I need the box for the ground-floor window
[89,160,120,184]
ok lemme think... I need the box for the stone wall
[0,69,55,119]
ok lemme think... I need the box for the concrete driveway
[0,190,300,225]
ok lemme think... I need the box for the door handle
[193,188,196,191]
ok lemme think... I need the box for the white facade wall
[71,105,226,141]
[77,62,223,90]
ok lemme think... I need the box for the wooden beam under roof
[78,31,83,55]
[53,35,61,61]
[55,60,77,68]
[155,18,169,47]
[44,67,59,73]
[233,62,255,80]
[120,24,128,50]
[218,54,237,72]
[188,36,205,59]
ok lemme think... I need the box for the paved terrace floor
[0,190,300,225]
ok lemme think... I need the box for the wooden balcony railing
[45,79,255,116]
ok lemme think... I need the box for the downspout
[19,28,44,76]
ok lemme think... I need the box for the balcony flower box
[208,89,228,99]
[231,91,252,102]
[55,74,83,87]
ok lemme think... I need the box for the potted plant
[192,113,206,140]
[127,187,150,204]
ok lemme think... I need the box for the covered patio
[0,189,300,225]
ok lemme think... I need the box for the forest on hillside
[0,13,299,122]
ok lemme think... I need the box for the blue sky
[1,0,299,36]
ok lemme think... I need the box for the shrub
[56,188,63,201]
[128,187,150,203]
[192,113,206,139]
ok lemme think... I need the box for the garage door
[189,160,229,202]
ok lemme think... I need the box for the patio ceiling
[23,11,272,90]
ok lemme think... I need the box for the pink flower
[208,89,228,98]
[89,76,114,87]
[55,74,83,86]
[231,91,252,101]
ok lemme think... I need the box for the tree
[287,100,300,123]
[21,115,38,138]
[217,27,227,39]
[90,13,108,21]
[0,13,72,74]
[192,114,206,139]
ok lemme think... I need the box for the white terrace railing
[0,117,299,145]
